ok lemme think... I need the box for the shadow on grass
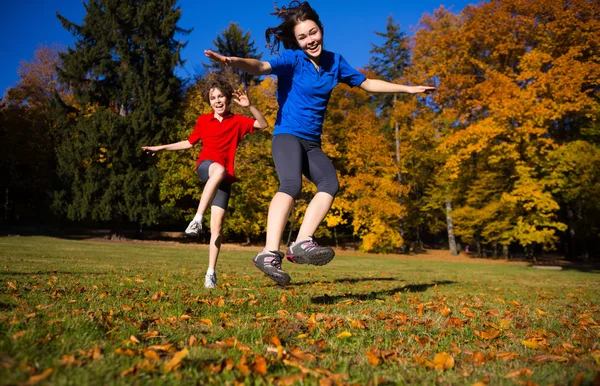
[310,280,455,304]
[0,270,109,276]
[289,277,399,286]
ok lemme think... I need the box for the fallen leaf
[432,352,454,370]
[366,349,380,366]
[199,318,213,326]
[164,348,188,372]
[142,331,159,340]
[522,340,539,349]
[129,335,140,344]
[26,368,53,384]
[337,331,352,339]
[252,354,267,375]
[505,368,533,378]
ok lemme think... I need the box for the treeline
[1,0,598,259]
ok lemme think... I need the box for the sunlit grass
[1,236,599,385]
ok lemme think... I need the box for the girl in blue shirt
[205,1,434,285]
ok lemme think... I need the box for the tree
[1,45,67,223]
[368,16,411,252]
[53,0,188,235]
[206,22,262,87]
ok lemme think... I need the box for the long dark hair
[265,1,324,54]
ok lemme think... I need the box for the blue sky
[0,0,475,96]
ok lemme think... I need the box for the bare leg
[208,206,226,270]
[197,163,226,217]
[265,192,295,251]
[295,192,334,242]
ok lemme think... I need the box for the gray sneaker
[185,220,202,237]
[252,251,291,285]
[285,238,335,266]
[204,273,217,289]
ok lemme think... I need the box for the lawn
[1,236,599,385]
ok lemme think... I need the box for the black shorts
[271,134,339,199]
[197,160,231,210]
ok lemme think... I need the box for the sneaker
[252,251,291,286]
[204,273,217,289]
[285,238,335,266]
[185,220,202,237]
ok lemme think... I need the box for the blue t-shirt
[268,49,366,142]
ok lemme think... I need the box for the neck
[213,110,228,121]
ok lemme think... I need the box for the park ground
[1,235,599,385]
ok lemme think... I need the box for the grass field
[1,236,599,385]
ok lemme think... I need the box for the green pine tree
[53,0,188,236]
[367,16,412,252]
[205,22,262,87]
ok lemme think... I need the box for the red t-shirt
[187,111,256,184]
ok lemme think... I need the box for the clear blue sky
[0,0,475,97]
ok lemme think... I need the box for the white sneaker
[185,220,202,237]
[204,273,217,289]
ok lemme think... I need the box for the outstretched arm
[205,50,272,76]
[232,90,269,130]
[142,140,193,156]
[360,79,435,94]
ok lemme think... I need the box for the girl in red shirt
[142,76,268,289]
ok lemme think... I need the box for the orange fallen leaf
[252,354,268,375]
[164,348,188,372]
[143,349,160,361]
[142,331,159,340]
[114,348,138,356]
[179,314,192,321]
[432,352,454,370]
[147,343,176,352]
[129,335,140,344]
[7,281,17,290]
[337,331,352,339]
[439,306,451,317]
[199,318,213,326]
[277,374,304,385]
[26,368,53,384]
[121,304,133,311]
[365,349,380,366]
[496,352,519,361]
[505,367,533,378]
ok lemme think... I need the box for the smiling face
[293,19,323,62]
[208,87,229,117]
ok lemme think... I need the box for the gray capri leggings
[272,134,339,199]
[197,160,232,210]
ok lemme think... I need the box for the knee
[317,177,339,197]
[278,179,302,199]
[210,164,227,182]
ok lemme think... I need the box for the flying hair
[265,1,324,54]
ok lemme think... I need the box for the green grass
[1,236,599,385]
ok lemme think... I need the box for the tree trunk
[503,244,509,259]
[334,226,339,248]
[445,197,458,256]
[394,94,407,254]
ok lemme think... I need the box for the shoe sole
[286,248,335,266]
[252,261,291,286]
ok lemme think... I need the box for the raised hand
[410,86,436,94]
[204,50,230,66]
[232,89,250,107]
